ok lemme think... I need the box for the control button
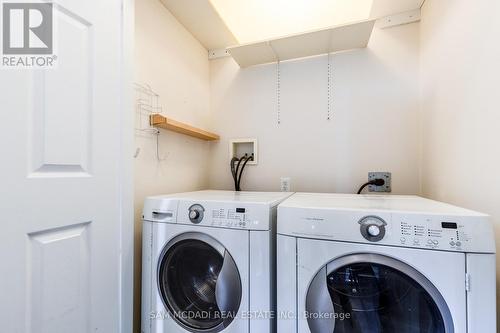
[189,210,199,220]
[367,225,381,237]
[188,204,205,224]
[427,239,433,245]
[400,237,406,243]
[456,241,462,247]
[450,241,455,246]
[358,216,387,242]
[413,239,420,245]
[432,240,439,245]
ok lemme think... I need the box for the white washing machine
[277,193,496,333]
[142,190,292,333]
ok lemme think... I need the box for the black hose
[234,156,245,191]
[236,155,253,191]
[230,157,239,190]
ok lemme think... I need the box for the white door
[0,0,133,332]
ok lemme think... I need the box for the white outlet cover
[280,177,291,192]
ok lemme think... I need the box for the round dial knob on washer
[367,225,381,237]
[359,216,387,242]
[189,210,199,220]
[188,204,204,224]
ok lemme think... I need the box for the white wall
[208,23,421,194]
[420,0,500,322]
[134,0,211,330]
[133,0,500,328]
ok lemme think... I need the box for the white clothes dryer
[277,193,496,333]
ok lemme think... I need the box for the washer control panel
[176,200,273,230]
[210,207,249,228]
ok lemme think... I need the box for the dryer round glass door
[157,233,242,333]
[306,253,454,333]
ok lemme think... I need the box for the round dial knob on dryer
[359,216,387,242]
[367,225,381,237]
[188,204,205,224]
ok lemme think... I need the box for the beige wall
[420,0,500,324]
[208,23,421,194]
[134,0,211,330]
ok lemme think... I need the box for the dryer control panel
[277,193,495,254]
[396,216,469,250]
[278,208,495,253]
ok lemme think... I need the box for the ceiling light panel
[209,0,374,44]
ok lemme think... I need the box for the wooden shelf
[228,19,376,68]
[150,114,220,141]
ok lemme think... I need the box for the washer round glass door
[158,232,242,333]
[306,254,454,333]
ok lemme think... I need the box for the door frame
[119,0,134,332]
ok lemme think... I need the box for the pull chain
[277,61,281,125]
[327,53,332,120]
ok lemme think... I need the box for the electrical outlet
[280,177,291,192]
[368,172,391,192]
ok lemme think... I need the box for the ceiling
[161,0,425,50]
[370,0,425,18]
[210,0,374,44]
[160,0,238,49]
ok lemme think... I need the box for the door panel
[149,223,249,333]
[30,5,93,175]
[159,238,225,331]
[28,223,91,333]
[306,256,452,333]
[157,236,242,332]
[0,0,132,332]
[297,239,466,333]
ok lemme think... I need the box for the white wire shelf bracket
[228,19,376,68]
